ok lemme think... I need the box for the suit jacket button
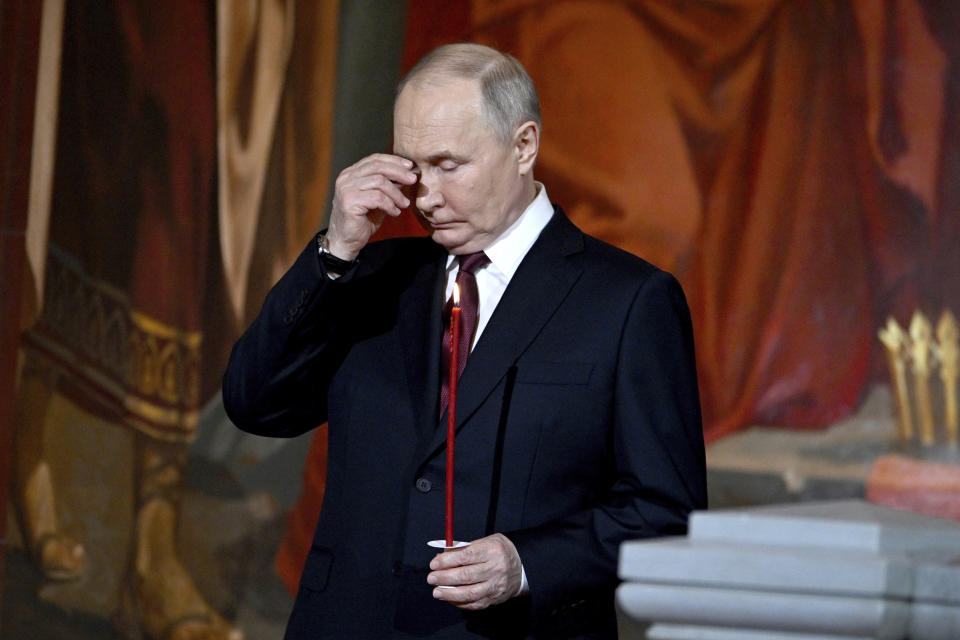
[415,477,432,493]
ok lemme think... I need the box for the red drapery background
[389,0,960,440]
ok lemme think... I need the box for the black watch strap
[316,233,358,275]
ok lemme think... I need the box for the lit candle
[446,283,460,547]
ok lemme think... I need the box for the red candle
[446,284,460,547]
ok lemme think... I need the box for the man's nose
[416,176,444,212]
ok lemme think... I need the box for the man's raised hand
[325,154,418,260]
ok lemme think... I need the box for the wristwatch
[316,233,358,276]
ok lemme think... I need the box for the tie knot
[457,251,490,275]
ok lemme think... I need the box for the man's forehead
[395,76,482,120]
[392,123,473,157]
[393,82,488,154]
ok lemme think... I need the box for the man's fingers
[327,152,420,255]
[429,543,481,571]
[428,560,487,587]
[349,173,411,209]
[429,534,511,570]
[337,185,404,217]
[430,566,515,610]
[331,153,417,231]
[433,583,492,609]
[348,153,417,184]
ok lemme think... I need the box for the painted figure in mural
[12,373,86,580]
[224,43,706,638]
[11,2,241,640]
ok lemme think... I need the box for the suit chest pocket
[299,546,334,592]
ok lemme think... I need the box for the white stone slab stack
[617,500,960,640]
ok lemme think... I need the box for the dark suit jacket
[223,207,707,639]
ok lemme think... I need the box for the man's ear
[513,121,540,175]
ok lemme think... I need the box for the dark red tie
[440,252,490,417]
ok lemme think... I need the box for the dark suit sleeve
[222,237,352,437]
[508,269,707,627]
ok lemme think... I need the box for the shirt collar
[445,182,554,281]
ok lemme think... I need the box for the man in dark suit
[223,43,706,639]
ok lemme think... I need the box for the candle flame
[453,282,461,307]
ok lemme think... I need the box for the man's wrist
[317,233,359,277]
[320,231,360,262]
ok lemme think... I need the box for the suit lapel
[396,243,447,438]
[420,208,585,461]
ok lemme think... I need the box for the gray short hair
[397,43,542,142]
